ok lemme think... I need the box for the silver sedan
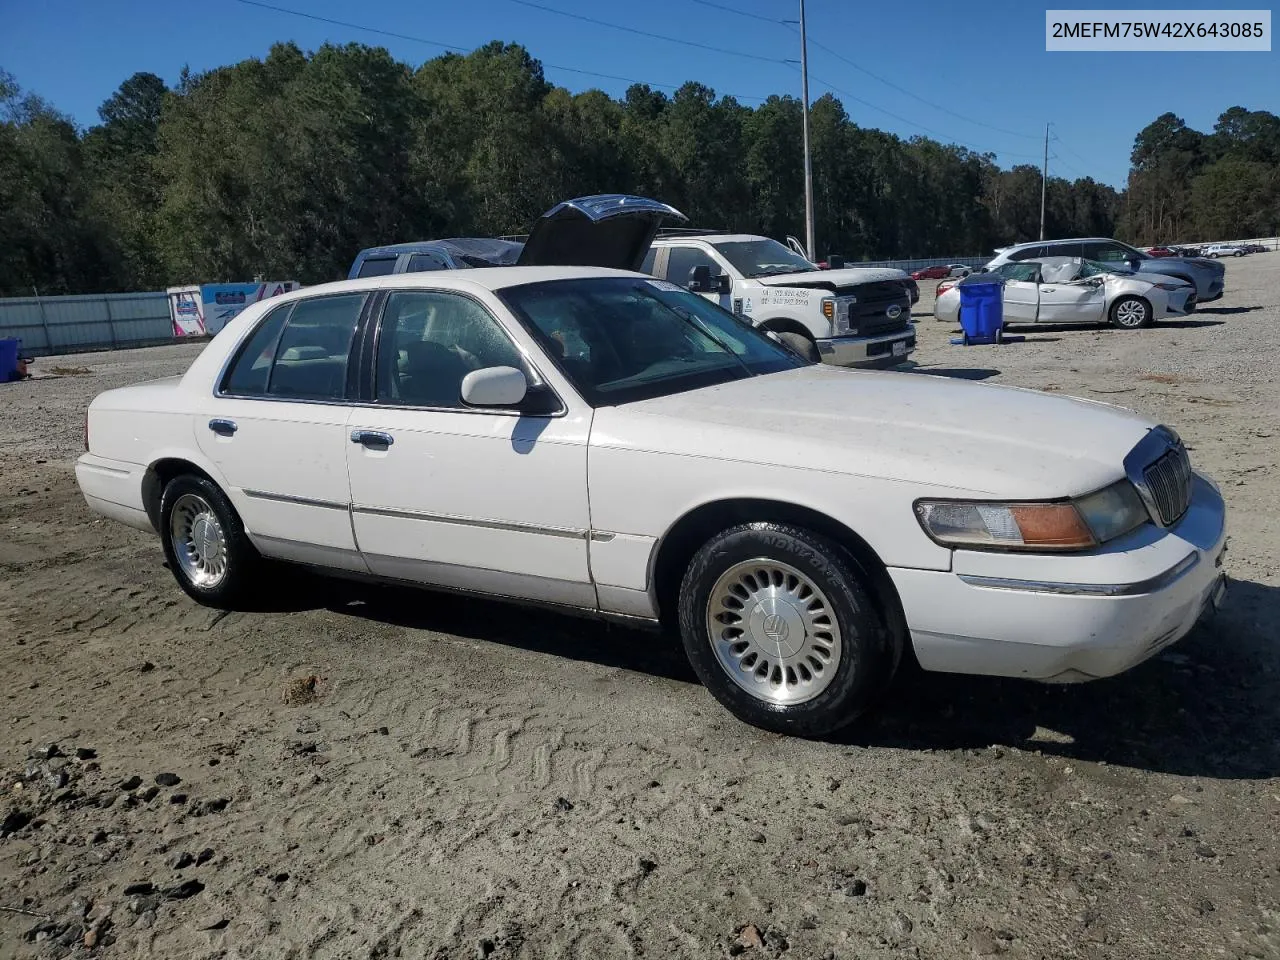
[934,257,1197,329]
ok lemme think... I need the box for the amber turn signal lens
[1008,504,1096,549]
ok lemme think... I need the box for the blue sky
[2,0,1275,187]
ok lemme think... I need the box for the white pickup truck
[644,232,916,368]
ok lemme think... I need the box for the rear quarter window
[356,257,398,278]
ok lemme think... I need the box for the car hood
[1143,255,1223,274]
[754,266,909,287]
[595,365,1156,499]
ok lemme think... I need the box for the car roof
[653,233,775,245]
[355,239,488,258]
[283,265,646,301]
[1001,237,1119,250]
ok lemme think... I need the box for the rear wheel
[677,522,895,737]
[774,330,821,363]
[1110,295,1152,329]
[159,474,260,608]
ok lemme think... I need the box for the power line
[688,0,787,24]
[1049,152,1089,180]
[795,29,1042,141]
[1051,134,1099,173]
[802,69,1043,160]
[499,0,789,65]
[228,0,773,100]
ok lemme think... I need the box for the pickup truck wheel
[160,474,259,608]
[678,522,892,737]
[774,331,820,362]
[1110,296,1152,329]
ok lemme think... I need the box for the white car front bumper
[890,473,1228,682]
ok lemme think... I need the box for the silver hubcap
[170,494,228,588]
[1115,300,1145,326]
[706,559,842,705]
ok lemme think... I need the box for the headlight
[1074,480,1149,542]
[915,480,1149,552]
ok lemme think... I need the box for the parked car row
[910,264,972,280]
[935,257,1196,329]
[75,191,1231,736]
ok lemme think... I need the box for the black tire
[677,522,895,737]
[1110,295,1152,329]
[1233,251,1244,258]
[774,330,821,363]
[159,473,261,608]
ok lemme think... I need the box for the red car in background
[1146,246,1177,258]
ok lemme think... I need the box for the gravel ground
[2,255,1278,960]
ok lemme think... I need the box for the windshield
[711,239,816,278]
[498,277,805,407]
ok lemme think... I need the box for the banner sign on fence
[201,282,298,334]
[167,286,206,337]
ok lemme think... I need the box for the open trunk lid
[516,194,687,271]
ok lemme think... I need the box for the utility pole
[1039,121,1050,241]
[799,0,816,261]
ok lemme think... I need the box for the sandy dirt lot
[2,256,1278,960]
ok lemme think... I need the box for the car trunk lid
[516,194,687,271]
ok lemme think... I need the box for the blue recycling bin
[957,280,1004,345]
[0,338,20,383]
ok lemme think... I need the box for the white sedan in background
[75,201,1227,737]
[935,257,1197,329]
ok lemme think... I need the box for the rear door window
[1080,241,1128,263]
[222,294,365,401]
[356,257,398,278]
[268,294,366,400]
[1007,246,1045,262]
[406,252,450,272]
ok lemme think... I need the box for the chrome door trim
[352,502,590,540]
[243,489,349,511]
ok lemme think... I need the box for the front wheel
[677,523,895,737]
[1110,295,1152,329]
[159,474,261,608]
[774,331,821,363]
[1233,251,1244,257]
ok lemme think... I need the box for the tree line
[1,41,1274,297]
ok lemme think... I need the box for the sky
[2,0,1276,187]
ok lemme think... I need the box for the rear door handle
[208,418,237,436]
[351,430,394,448]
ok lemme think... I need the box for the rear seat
[269,357,347,398]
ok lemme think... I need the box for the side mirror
[827,255,845,269]
[688,264,713,292]
[461,366,527,407]
[715,273,731,294]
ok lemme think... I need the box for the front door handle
[351,430,394,448]
[208,418,237,436]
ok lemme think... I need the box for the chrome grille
[1142,445,1192,526]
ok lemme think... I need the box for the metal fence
[0,292,176,358]
[846,255,991,273]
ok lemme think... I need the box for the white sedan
[76,205,1228,736]
[934,257,1197,329]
